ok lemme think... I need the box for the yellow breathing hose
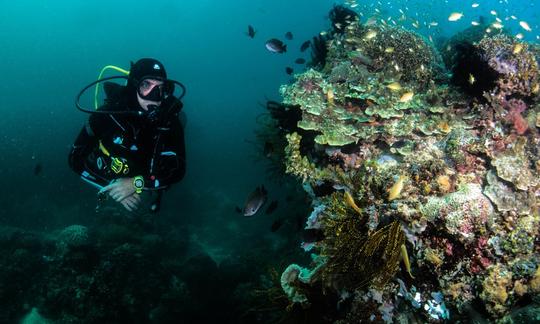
[94,65,130,109]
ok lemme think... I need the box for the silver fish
[240,186,268,216]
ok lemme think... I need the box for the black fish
[295,58,306,64]
[265,200,278,214]
[285,31,293,40]
[33,163,42,176]
[285,67,293,75]
[265,38,287,53]
[263,141,274,157]
[271,217,286,232]
[302,228,325,242]
[300,40,311,52]
[247,25,256,38]
[238,185,268,216]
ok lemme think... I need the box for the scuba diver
[69,58,186,213]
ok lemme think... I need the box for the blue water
[0,0,538,322]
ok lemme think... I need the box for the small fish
[300,40,311,52]
[471,21,480,26]
[384,47,395,53]
[285,67,293,75]
[238,186,268,216]
[492,22,503,29]
[265,39,287,53]
[263,141,274,157]
[388,175,407,201]
[265,200,278,214]
[472,3,479,8]
[490,10,497,16]
[401,244,415,279]
[515,33,524,39]
[513,43,523,54]
[270,217,286,232]
[468,73,476,85]
[34,163,43,176]
[399,92,414,103]
[344,191,362,215]
[519,21,532,32]
[386,82,402,91]
[302,228,325,242]
[285,31,293,40]
[448,12,463,22]
[364,30,377,40]
[294,58,306,64]
[326,89,335,105]
[532,83,539,94]
[429,22,438,26]
[247,25,256,38]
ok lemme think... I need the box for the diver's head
[127,58,168,111]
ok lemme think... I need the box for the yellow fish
[326,89,335,105]
[468,73,476,85]
[519,21,532,32]
[448,12,463,22]
[344,191,362,215]
[384,47,395,53]
[388,175,406,201]
[513,43,523,54]
[401,244,415,279]
[364,30,377,40]
[386,82,402,91]
[399,92,414,103]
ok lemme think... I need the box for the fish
[238,186,268,216]
[246,25,256,38]
[302,228,325,242]
[471,21,480,26]
[492,22,503,29]
[364,30,377,40]
[401,244,415,279]
[384,47,395,53]
[265,39,287,53]
[388,175,407,201]
[490,10,497,16]
[285,31,293,40]
[285,67,293,75]
[386,82,402,91]
[300,40,311,52]
[399,92,414,103]
[513,43,523,54]
[295,58,306,64]
[263,141,274,157]
[516,33,524,39]
[519,21,532,32]
[344,191,362,215]
[472,3,479,8]
[265,200,278,214]
[448,12,463,22]
[33,163,43,176]
[468,73,476,85]
[270,217,286,232]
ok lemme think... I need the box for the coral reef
[266,12,540,322]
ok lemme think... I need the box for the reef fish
[285,67,293,75]
[386,82,402,91]
[448,12,463,22]
[300,40,311,52]
[388,175,407,201]
[34,163,43,176]
[295,58,306,64]
[300,41,312,53]
[344,191,362,215]
[246,25,256,38]
[399,92,414,103]
[265,39,287,53]
[265,200,279,214]
[519,21,532,32]
[285,31,293,40]
[238,186,268,216]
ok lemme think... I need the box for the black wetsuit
[68,83,186,203]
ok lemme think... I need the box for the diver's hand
[119,193,141,212]
[99,177,136,202]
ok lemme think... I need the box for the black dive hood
[75,75,186,117]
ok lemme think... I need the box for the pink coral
[503,98,528,134]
